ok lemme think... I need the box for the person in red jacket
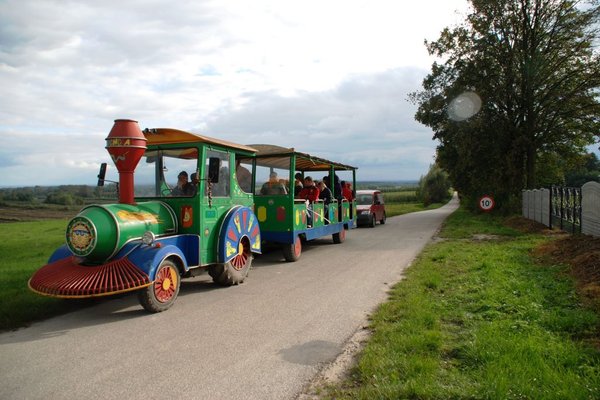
[341,181,354,201]
[297,176,320,227]
[298,176,320,202]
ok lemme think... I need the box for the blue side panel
[303,223,345,241]
[120,235,200,279]
[127,244,187,280]
[48,245,73,263]
[156,235,201,266]
[262,231,295,244]
[262,221,350,244]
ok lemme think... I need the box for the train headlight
[142,231,156,246]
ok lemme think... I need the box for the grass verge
[385,202,444,218]
[0,219,85,331]
[324,207,600,399]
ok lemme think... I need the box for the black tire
[380,212,386,225]
[332,227,346,244]
[282,235,302,262]
[138,259,181,313]
[369,214,376,228]
[209,237,252,285]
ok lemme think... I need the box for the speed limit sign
[479,195,495,212]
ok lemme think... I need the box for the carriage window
[235,155,253,193]
[135,148,198,197]
[255,157,291,196]
[206,150,230,197]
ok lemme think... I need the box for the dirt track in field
[0,206,77,222]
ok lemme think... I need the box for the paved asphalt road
[1,196,458,400]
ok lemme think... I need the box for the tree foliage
[565,152,600,186]
[417,164,452,206]
[411,0,600,211]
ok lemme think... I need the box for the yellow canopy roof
[249,144,357,171]
[143,128,257,153]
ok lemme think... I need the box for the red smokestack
[105,119,147,204]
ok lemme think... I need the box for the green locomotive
[29,119,356,312]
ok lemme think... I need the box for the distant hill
[356,180,418,190]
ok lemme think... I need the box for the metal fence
[550,186,582,234]
[522,181,599,237]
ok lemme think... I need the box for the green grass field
[0,219,85,330]
[324,208,600,399]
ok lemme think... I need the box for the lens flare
[448,92,482,121]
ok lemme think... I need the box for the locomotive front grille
[29,256,151,298]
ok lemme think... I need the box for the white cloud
[0,0,470,186]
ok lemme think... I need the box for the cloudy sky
[1,0,470,187]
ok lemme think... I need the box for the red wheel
[138,259,180,313]
[154,264,178,302]
[333,227,346,244]
[209,237,252,286]
[230,237,251,271]
[283,235,302,262]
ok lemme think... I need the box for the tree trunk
[526,144,536,189]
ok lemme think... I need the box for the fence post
[549,186,553,229]
[582,181,600,237]
[560,187,564,231]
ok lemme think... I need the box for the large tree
[412,0,600,210]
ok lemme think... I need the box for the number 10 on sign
[479,195,495,212]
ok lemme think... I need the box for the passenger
[260,171,287,195]
[317,180,333,224]
[317,180,332,205]
[172,171,192,196]
[298,176,320,202]
[298,176,320,227]
[188,172,199,196]
[217,164,230,196]
[333,175,343,202]
[341,181,354,201]
[294,173,304,196]
[235,160,252,193]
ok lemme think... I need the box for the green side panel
[292,202,308,230]
[342,201,350,222]
[199,199,231,265]
[255,196,294,233]
[312,203,325,227]
[328,202,339,223]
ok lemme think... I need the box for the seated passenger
[298,176,320,202]
[318,180,332,224]
[260,172,287,195]
[235,160,252,192]
[188,172,199,196]
[172,171,192,196]
[341,181,354,201]
[294,173,304,196]
[298,176,320,227]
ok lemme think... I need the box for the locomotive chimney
[105,119,147,204]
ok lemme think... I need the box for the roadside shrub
[417,164,452,206]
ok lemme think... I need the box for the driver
[172,171,192,196]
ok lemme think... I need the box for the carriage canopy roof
[249,144,357,172]
[143,128,257,153]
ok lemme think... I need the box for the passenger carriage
[246,145,357,261]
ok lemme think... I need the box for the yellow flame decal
[226,241,237,257]
[234,214,241,233]
[116,210,158,224]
